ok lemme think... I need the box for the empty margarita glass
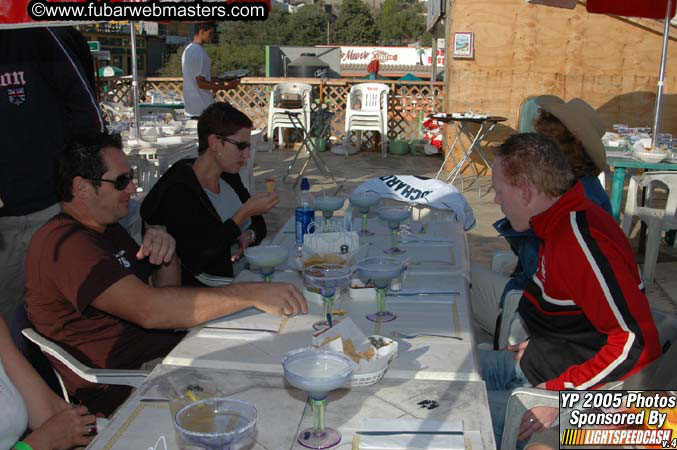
[303,264,353,330]
[349,191,380,236]
[357,257,405,322]
[376,206,411,254]
[244,245,289,282]
[282,348,355,449]
[315,196,345,221]
[174,397,258,450]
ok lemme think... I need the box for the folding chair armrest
[496,289,524,350]
[491,251,518,274]
[500,388,560,450]
[22,328,149,388]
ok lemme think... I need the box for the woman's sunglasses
[87,169,135,191]
[216,135,251,151]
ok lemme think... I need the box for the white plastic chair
[344,83,390,157]
[100,101,133,123]
[239,129,262,194]
[21,328,149,403]
[621,171,677,284]
[500,338,677,450]
[266,82,312,151]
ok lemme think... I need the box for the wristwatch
[248,229,256,244]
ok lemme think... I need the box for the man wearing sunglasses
[24,132,307,416]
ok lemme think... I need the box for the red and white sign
[340,46,445,67]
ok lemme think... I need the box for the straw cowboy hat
[538,98,607,171]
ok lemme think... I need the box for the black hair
[193,22,214,36]
[197,102,253,154]
[55,132,123,202]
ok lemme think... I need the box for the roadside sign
[88,41,100,52]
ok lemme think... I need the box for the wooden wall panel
[443,0,677,172]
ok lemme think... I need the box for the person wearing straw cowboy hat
[471,97,612,347]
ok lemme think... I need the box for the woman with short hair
[141,102,279,285]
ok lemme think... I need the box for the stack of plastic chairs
[266,82,312,151]
[344,83,390,157]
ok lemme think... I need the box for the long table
[163,215,479,381]
[89,365,494,450]
[88,212,495,449]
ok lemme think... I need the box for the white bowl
[634,149,668,164]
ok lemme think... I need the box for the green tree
[376,0,425,46]
[285,5,331,45]
[332,0,379,45]
[159,45,184,77]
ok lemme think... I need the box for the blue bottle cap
[300,177,310,191]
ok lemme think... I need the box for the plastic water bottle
[295,177,315,250]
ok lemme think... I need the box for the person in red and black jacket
[482,133,660,447]
[0,27,105,323]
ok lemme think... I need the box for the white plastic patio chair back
[22,328,149,403]
[500,339,677,450]
[239,129,262,193]
[621,171,677,284]
[267,82,312,151]
[345,83,390,157]
[127,156,159,194]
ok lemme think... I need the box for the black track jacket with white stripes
[518,182,660,390]
[0,27,105,216]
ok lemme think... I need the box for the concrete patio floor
[252,147,677,316]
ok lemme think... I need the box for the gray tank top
[0,356,28,449]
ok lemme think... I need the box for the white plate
[633,150,668,163]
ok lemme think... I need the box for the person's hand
[242,192,279,217]
[136,225,176,265]
[248,282,308,316]
[24,405,96,450]
[231,231,253,262]
[506,340,529,361]
[518,406,559,441]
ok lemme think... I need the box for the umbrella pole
[652,0,672,147]
[130,21,140,140]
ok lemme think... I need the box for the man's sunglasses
[216,135,251,151]
[87,169,135,191]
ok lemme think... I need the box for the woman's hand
[518,406,559,441]
[24,405,96,450]
[242,192,279,217]
[231,231,254,262]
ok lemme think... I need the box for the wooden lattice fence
[96,77,445,150]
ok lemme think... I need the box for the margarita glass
[244,245,289,282]
[303,264,353,330]
[282,348,355,449]
[315,196,345,221]
[348,191,380,236]
[376,206,411,254]
[357,257,405,322]
[174,397,258,450]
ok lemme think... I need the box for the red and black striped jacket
[518,182,660,390]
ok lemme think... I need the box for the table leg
[448,122,490,196]
[610,167,626,222]
[436,131,462,180]
[447,124,474,185]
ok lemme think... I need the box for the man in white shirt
[181,23,239,118]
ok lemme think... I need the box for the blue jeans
[479,350,531,448]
